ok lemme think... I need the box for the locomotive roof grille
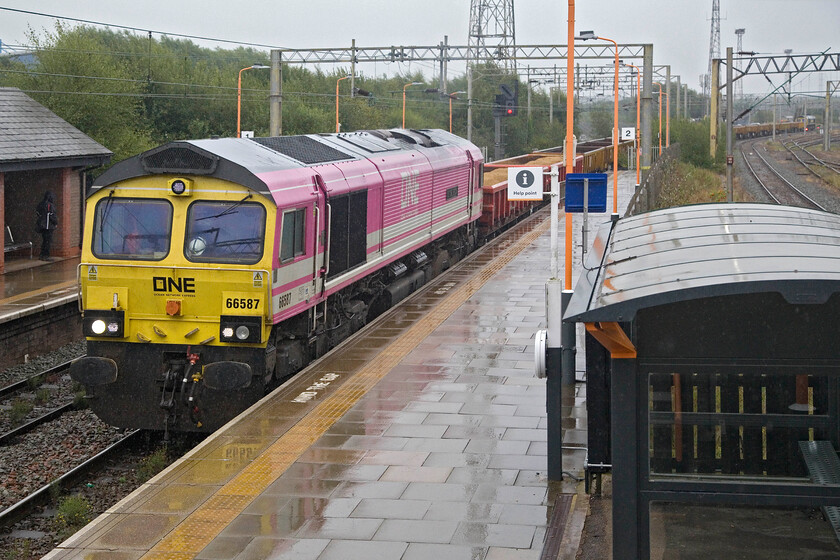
[141,146,218,174]
[252,136,352,164]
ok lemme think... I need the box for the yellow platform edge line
[142,217,550,558]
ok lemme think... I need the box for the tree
[7,24,156,163]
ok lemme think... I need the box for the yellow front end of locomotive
[78,174,275,348]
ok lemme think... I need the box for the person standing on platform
[36,190,58,261]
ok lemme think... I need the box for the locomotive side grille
[253,136,352,165]
[142,146,218,174]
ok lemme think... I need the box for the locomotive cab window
[91,197,173,261]
[185,199,266,265]
[280,208,306,262]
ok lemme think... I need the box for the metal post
[550,165,559,279]
[641,44,653,185]
[527,66,532,120]
[772,92,776,141]
[560,290,576,383]
[582,177,589,254]
[710,58,720,158]
[494,116,502,161]
[665,66,671,146]
[439,36,448,94]
[549,90,554,125]
[726,47,733,202]
[826,81,832,152]
[546,280,563,480]
[350,39,356,98]
[612,358,640,559]
[676,75,681,120]
[269,50,282,136]
[467,66,473,142]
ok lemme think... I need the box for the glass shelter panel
[647,371,837,482]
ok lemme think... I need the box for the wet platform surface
[44,171,639,560]
[0,256,79,323]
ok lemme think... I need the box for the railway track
[784,135,840,176]
[0,429,142,529]
[739,138,826,210]
[0,358,80,444]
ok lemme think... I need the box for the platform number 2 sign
[621,127,635,141]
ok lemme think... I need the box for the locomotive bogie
[76,340,272,432]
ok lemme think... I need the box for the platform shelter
[0,87,111,272]
[565,203,840,559]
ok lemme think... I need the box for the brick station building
[0,87,111,273]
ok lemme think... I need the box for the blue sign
[565,173,608,213]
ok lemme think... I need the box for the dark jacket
[36,191,58,231]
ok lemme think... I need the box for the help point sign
[507,167,544,201]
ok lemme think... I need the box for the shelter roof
[565,203,840,323]
[0,87,111,172]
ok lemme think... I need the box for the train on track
[70,128,627,433]
[733,120,807,139]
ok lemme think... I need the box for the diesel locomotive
[70,128,621,433]
[71,128,492,432]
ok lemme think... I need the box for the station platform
[0,255,79,324]
[42,170,639,560]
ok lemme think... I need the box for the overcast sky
[1,1,838,97]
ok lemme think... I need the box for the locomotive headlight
[84,310,125,338]
[219,315,262,344]
[168,178,192,196]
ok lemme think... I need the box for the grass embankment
[654,159,750,208]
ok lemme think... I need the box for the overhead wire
[0,6,290,50]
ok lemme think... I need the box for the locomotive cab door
[313,174,328,296]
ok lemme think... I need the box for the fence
[625,143,681,216]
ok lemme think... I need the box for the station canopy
[565,203,840,324]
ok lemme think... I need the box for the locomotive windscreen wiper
[196,193,252,221]
[98,190,116,252]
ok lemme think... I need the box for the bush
[8,399,33,426]
[54,495,93,538]
[656,161,726,208]
[137,447,168,482]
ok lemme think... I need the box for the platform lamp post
[402,81,423,128]
[622,60,642,188]
[335,75,352,133]
[578,31,619,218]
[237,64,269,138]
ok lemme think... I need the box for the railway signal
[493,84,518,117]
